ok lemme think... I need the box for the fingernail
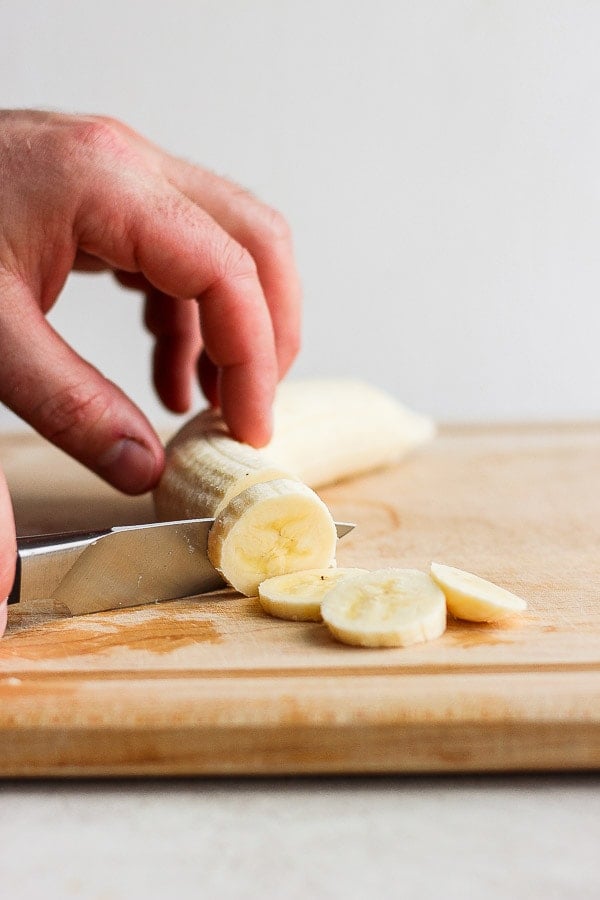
[98,438,160,494]
[0,599,7,638]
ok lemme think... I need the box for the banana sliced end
[208,478,338,597]
[321,568,447,648]
[154,415,295,521]
[258,567,369,621]
[430,562,527,622]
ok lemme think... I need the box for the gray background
[1,0,599,433]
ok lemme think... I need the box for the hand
[0,109,302,633]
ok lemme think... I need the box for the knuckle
[230,195,293,260]
[64,117,133,169]
[87,114,127,133]
[243,205,293,255]
[214,239,258,283]
[260,206,292,245]
[35,383,113,443]
[73,118,124,153]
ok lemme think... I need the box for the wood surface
[0,423,599,776]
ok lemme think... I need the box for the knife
[7,519,355,615]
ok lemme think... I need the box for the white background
[1,0,599,433]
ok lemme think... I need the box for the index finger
[88,118,302,381]
[162,162,302,381]
[197,245,277,443]
[75,146,277,446]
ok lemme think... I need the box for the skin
[0,109,302,637]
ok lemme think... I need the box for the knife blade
[8,519,355,615]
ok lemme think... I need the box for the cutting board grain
[0,423,599,776]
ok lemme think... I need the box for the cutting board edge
[1,719,598,778]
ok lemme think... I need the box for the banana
[430,562,527,622]
[154,407,295,520]
[257,567,368,621]
[153,379,434,600]
[321,568,447,648]
[207,478,338,597]
[263,378,435,487]
[155,379,435,523]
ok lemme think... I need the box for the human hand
[0,109,302,632]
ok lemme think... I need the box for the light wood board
[0,423,599,776]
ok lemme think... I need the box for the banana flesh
[257,567,368,621]
[321,568,447,648]
[208,478,338,597]
[257,562,526,644]
[267,378,435,487]
[430,562,527,622]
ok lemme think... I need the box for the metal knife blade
[8,519,355,615]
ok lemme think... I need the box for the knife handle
[8,529,110,606]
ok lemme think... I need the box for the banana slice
[321,568,446,648]
[208,478,338,597]
[258,567,368,621]
[430,562,527,622]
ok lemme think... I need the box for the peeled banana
[257,567,368,621]
[321,568,447,648]
[266,379,435,487]
[155,378,435,526]
[154,407,295,521]
[430,562,527,622]
[154,378,434,598]
[207,478,338,597]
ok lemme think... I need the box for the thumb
[0,275,163,494]
[0,465,16,638]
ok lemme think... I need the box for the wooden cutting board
[0,423,599,776]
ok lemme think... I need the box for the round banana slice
[430,562,527,622]
[208,478,338,597]
[321,568,447,648]
[258,567,369,622]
